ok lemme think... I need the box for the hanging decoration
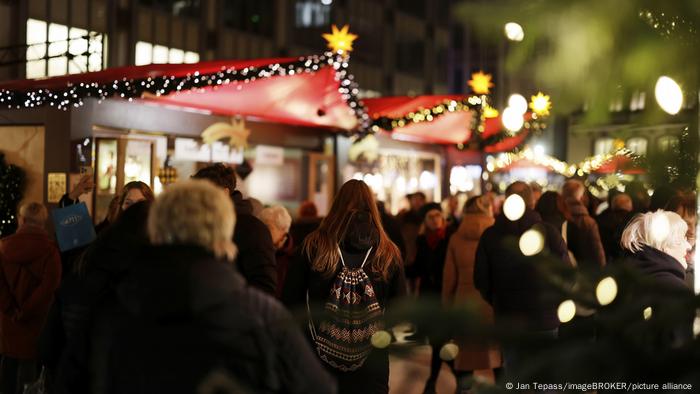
[529,92,552,116]
[157,155,179,186]
[467,71,494,95]
[0,152,25,238]
[323,24,359,54]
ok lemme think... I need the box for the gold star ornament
[323,25,358,54]
[468,71,494,95]
[530,92,552,116]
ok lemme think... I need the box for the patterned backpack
[307,246,384,371]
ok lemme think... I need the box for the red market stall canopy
[363,95,531,151]
[0,54,364,131]
[591,154,645,175]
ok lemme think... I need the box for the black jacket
[410,228,453,295]
[615,246,694,348]
[90,244,337,394]
[596,209,634,263]
[42,202,151,394]
[474,210,571,331]
[232,191,277,294]
[282,249,406,394]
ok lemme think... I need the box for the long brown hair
[302,180,401,281]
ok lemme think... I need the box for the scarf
[426,227,446,249]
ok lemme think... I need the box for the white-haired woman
[80,180,336,394]
[621,210,691,289]
[619,210,694,347]
[259,205,294,297]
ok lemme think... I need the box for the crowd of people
[0,165,697,394]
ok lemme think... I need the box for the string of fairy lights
[486,147,641,176]
[0,24,551,147]
[0,51,371,131]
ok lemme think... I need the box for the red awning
[363,95,529,150]
[0,58,359,130]
[593,155,645,174]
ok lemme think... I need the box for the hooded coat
[0,225,61,359]
[442,213,501,371]
[474,210,571,331]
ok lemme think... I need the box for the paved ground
[389,345,496,394]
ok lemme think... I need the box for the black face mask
[341,210,379,252]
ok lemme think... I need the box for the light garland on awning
[486,146,576,177]
[486,147,642,177]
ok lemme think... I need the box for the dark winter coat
[0,226,61,359]
[411,228,454,295]
[596,208,634,263]
[88,244,337,394]
[474,210,571,331]
[564,198,606,269]
[377,202,406,261]
[232,191,277,295]
[618,246,694,347]
[289,217,323,247]
[282,249,406,394]
[397,209,423,267]
[42,202,151,394]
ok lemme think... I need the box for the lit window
[657,135,679,153]
[295,1,331,28]
[134,41,199,65]
[26,18,105,78]
[168,48,184,63]
[630,91,646,111]
[135,41,153,66]
[184,51,199,63]
[153,45,169,63]
[626,137,647,155]
[594,137,615,155]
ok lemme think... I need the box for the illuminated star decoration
[468,71,494,95]
[530,92,552,116]
[323,25,358,54]
[483,103,499,119]
[201,117,251,150]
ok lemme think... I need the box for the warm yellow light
[519,228,545,256]
[468,71,494,94]
[558,300,576,323]
[643,307,653,320]
[504,22,525,41]
[322,24,358,53]
[530,92,552,116]
[503,194,526,221]
[439,343,460,361]
[596,276,618,306]
[371,330,392,348]
[655,76,683,115]
[502,107,524,132]
[483,104,499,118]
[508,94,528,115]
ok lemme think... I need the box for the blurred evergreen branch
[456,0,700,125]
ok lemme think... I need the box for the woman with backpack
[283,179,406,394]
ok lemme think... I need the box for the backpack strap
[336,246,373,269]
